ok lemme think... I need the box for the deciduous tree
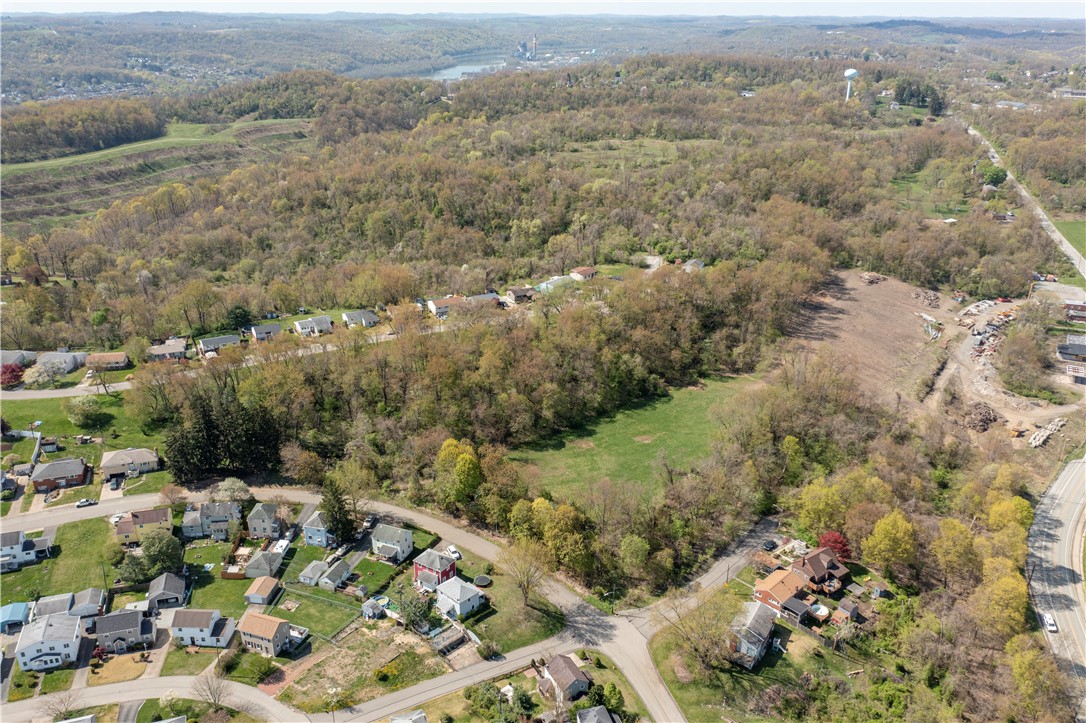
[499,540,549,605]
[863,509,917,574]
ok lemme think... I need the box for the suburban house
[30,458,91,494]
[682,259,705,273]
[32,593,74,619]
[148,572,186,610]
[182,502,241,540]
[435,577,486,620]
[246,503,282,539]
[791,547,849,594]
[100,448,159,482]
[94,609,155,652]
[249,323,281,342]
[169,609,236,647]
[577,706,621,723]
[0,350,36,367]
[115,508,172,544]
[343,310,379,328]
[245,549,283,579]
[197,335,241,357]
[318,560,352,591]
[536,275,573,293]
[727,602,777,670]
[427,296,466,319]
[413,549,457,592]
[753,569,806,616]
[298,561,329,586]
[505,287,537,305]
[69,588,105,619]
[361,599,385,620]
[86,352,129,371]
[293,315,333,337]
[38,351,88,373]
[539,654,592,704]
[16,614,81,671]
[302,510,335,548]
[0,602,31,633]
[1,530,52,571]
[244,576,281,605]
[371,524,413,563]
[570,266,598,281]
[238,612,290,657]
[146,338,188,361]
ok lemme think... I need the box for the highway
[1028,455,1086,719]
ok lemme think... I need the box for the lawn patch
[352,556,398,593]
[269,590,359,638]
[136,697,261,723]
[8,667,40,701]
[510,377,754,500]
[161,646,219,677]
[88,651,148,686]
[1,518,118,605]
[122,470,174,497]
[1054,219,1086,257]
[183,542,252,619]
[39,667,75,694]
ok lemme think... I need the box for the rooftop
[246,576,280,598]
[238,611,287,639]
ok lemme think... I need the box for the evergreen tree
[320,477,356,543]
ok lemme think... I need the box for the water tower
[844,69,859,101]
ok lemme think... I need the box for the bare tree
[38,688,82,721]
[652,588,741,673]
[160,483,188,509]
[499,540,549,606]
[193,669,231,709]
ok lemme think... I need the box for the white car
[110,513,125,524]
[446,544,462,560]
[1043,613,1058,633]
[75,498,96,508]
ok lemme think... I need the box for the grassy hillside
[1054,219,1086,257]
[0,119,313,227]
[509,376,755,501]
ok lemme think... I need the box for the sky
[4,0,1084,17]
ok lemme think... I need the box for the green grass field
[0,119,308,178]
[269,590,360,638]
[509,376,754,500]
[39,667,75,694]
[1054,219,1086,257]
[183,543,253,619]
[1,518,117,605]
[161,647,220,677]
[0,394,164,471]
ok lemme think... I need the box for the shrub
[476,640,500,659]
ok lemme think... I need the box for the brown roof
[172,609,216,629]
[547,654,590,691]
[132,508,170,526]
[572,266,597,276]
[87,352,129,365]
[238,611,287,639]
[114,518,135,536]
[246,576,280,598]
[792,547,847,581]
[754,569,805,604]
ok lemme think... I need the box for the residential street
[3,484,778,722]
[1027,455,1086,718]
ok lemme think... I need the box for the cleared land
[0,518,118,605]
[0,119,313,227]
[509,376,753,500]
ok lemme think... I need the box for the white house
[69,588,105,619]
[182,502,241,540]
[0,530,48,572]
[169,609,236,648]
[16,614,81,671]
[146,338,188,361]
[197,335,241,357]
[426,296,465,319]
[99,448,159,480]
[293,315,333,337]
[246,503,282,539]
[249,323,281,342]
[570,266,598,281]
[435,577,486,620]
[371,524,413,563]
[302,510,335,548]
[32,593,73,619]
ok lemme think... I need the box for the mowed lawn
[1054,219,1086,257]
[1,395,165,471]
[1,518,117,605]
[510,376,754,500]
[183,543,252,619]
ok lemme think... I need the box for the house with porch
[94,609,155,652]
[16,614,81,670]
[371,524,413,563]
[727,601,776,669]
[539,654,591,704]
[790,547,849,595]
[169,609,236,647]
[182,502,241,540]
[30,458,91,494]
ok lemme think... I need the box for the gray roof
[577,706,619,723]
[248,550,283,573]
[17,613,80,648]
[304,510,328,530]
[37,351,87,371]
[34,593,74,618]
[343,310,379,325]
[202,501,240,519]
[1,530,24,547]
[30,458,86,483]
[414,549,455,572]
[199,335,241,348]
[247,503,278,522]
[299,560,328,581]
[95,609,143,636]
[72,588,104,612]
[320,559,351,583]
[730,602,776,647]
[372,523,411,546]
[171,609,217,629]
[436,577,482,604]
[546,654,590,691]
[149,572,185,598]
[251,323,281,334]
[147,338,187,356]
[0,350,36,366]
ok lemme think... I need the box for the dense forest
[0,98,166,163]
[1,53,1081,720]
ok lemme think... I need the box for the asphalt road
[1028,456,1086,718]
[3,485,778,722]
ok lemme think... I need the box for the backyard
[183,542,253,619]
[0,518,117,605]
[268,589,360,638]
[509,376,754,500]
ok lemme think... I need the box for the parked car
[446,544,462,560]
[335,545,349,557]
[762,540,778,552]
[1043,614,1058,633]
[75,498,97,508]
[363,514,377,529]
[110,513,125,524]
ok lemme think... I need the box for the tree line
[1,98,165,163]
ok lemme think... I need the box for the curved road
[2,486,777,722]
[1028,456,1086,719]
